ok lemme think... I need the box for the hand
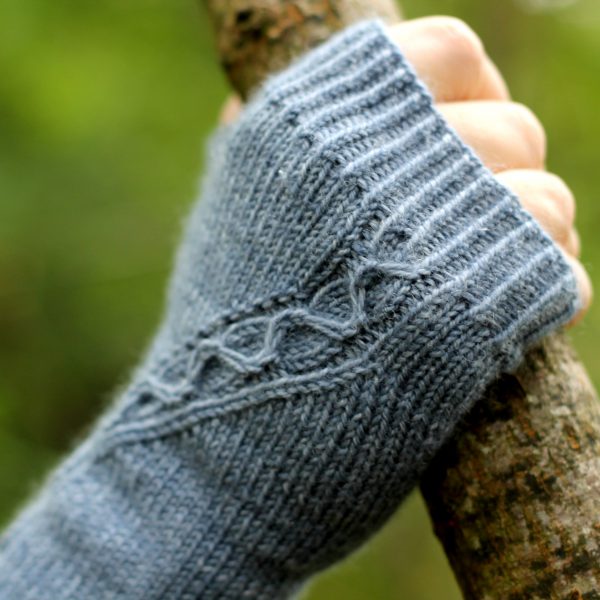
[221,16,592,325]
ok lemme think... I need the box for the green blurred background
[1,0,599,597]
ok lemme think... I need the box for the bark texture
[201,1,600,596]
[203,0,401,98]
[421,334,600,598]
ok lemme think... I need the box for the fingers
[220,95,243,125]
[389,17,509,102]
[228,17,508,116]
[388,18,592,326]
[496,169,591,325]
[389,18,545,173]
[568,229,581,259]
[496,170,576,254]
[438,101,547,172]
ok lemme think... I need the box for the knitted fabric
[0,20,579,599]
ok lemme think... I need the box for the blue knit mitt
[0,20,579,600]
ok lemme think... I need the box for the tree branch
[422,333,600,597]
[203,0,401,99]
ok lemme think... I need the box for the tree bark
[421,334,600,598]
[201,1,600,596]
[203,0,401,99]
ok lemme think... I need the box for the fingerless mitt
[0,20,579,600]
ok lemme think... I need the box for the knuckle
[531,200,567,243]
[543,173,576,224]
[569,229,581,257]
[430,17,486,67]
[508,103,547,167]
[549,206,570,243]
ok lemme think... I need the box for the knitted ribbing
[0,20,578,600]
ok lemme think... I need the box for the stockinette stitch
[0,20,579,600]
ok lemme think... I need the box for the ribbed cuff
[218,19,579,369]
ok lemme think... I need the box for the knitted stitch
[0,20,578,599]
